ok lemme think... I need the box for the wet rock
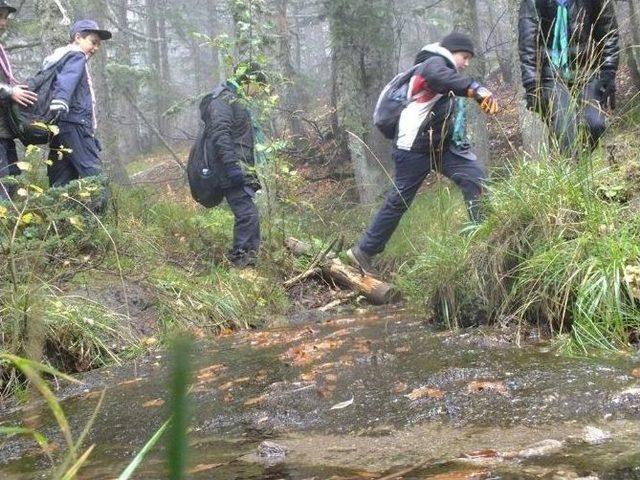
[582,426,611,445]
[518,439,564,458]
[612,387,640,404]
[257,440,287,460]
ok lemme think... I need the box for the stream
[1,309,640,479]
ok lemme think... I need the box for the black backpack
[373,64,420,139]
[7,53,74,146]
[187,92,225,208]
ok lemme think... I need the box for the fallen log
[285,237,402,305]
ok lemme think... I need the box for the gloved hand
[468,81,499,114]
[49,99,69,122]
[599,70,616,110]
[225,162,244,188]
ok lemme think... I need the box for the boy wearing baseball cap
[44,19,112,188]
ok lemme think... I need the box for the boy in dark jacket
[0,1,37,200]
[347,32,498,273]
[45,20,111,187]
[204,63,265,267]
[518,0,619,153]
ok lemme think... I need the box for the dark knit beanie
[440,32,475,56]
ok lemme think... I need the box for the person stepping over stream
[347,32,499,274]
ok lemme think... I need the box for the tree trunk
[84,0,130,185]
[627,0,640,90]
[275,0,304,137]
[35,0,73,55]
[285,237,401,305]
[327,0,395,205]
[113,0,142,158]
[454,0,490,166]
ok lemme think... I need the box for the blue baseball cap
[0,1,17,13]
[70,19,112,40]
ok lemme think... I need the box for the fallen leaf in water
[317,383,337,399]
[244,395,266,406]
[325,373,338,383]
[118,378,143,387]
[394,382,409,394]
[405,386,445,400]
[282,339,344,366]
[467,380,508,396]
[301,372,316,382]
[187,463,224,473]
[460,449,502,460]
[330,396,354,410]
[352,340,372,354]
[142,398,164,408]
[425,471,491,480]
[197,364,226,383]
[219,381,234,391]
[632,367,640,378]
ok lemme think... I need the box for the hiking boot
[226,249,257,268]
[346,246,374,274]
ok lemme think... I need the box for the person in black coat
[204,63,265,267]
[518,0,619,154]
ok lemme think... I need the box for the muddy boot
[346,246,375,275]
[226,249,257,268]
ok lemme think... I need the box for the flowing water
[1,309,640,479]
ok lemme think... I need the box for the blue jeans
[47,123,102,187]
[0,138,19,200]
[224,185,260,253]
[358,146,485,256]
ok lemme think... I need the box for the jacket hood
[42,45,85,70]
[199,84,232,120]
[416,43,458,70]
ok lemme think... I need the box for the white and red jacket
[395,43,474,153]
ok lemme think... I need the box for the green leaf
[15,161,32,171]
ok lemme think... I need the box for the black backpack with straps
[187,91,224,208]
[7,53,75,146]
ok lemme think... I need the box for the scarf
[0,43,16,85]
[551,0,571,80]
[451,98,469,149]
[43,45,98,130]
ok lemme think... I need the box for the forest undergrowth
[3,101,640,401]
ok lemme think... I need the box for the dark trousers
[47,123,102,187]
[0,138,19,200]
[541,78,607,155]
[224,185,260,253]
[358,146,485,256]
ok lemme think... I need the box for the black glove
[225,162,244,188]
[599,70,616,111]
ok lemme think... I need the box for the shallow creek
[1,309,639,479]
